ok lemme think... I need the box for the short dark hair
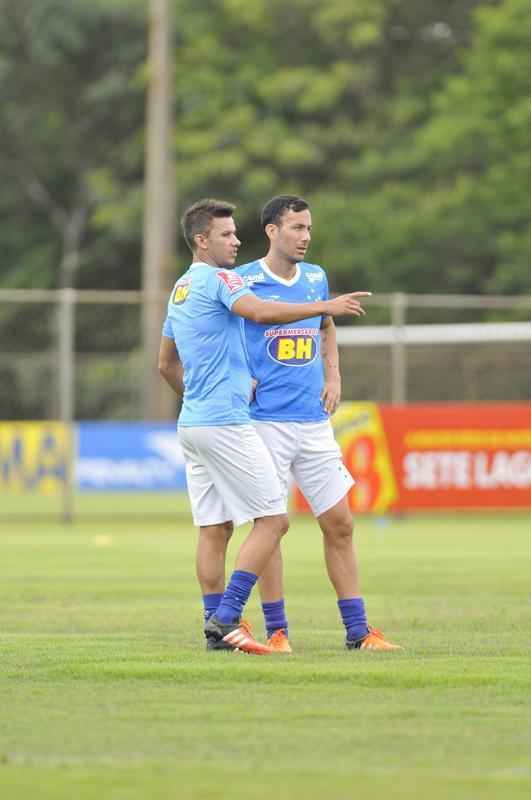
[260,195,309,230]
[181,198,236,252]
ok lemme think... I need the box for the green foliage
[413,0,531,294]
[0,0,146,289]
[2,0,531,298]
[172,0,495,288]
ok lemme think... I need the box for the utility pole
[142,0,176,420]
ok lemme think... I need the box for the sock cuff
[203,593,223,603]
[262,599,285,611]
[233,569,258,582]
[338,597,365,610]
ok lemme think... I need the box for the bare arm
[231,291,370,324]
[320,316,341,415]
[158,335,184,396]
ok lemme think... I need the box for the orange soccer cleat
[205,615,274,655]
[267,629,292,654]
[347,625,403,652]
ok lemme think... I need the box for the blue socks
[202,592,222,622]
[210,586,365,641]
[338,597,369,643]
[209,585,365,642]
[262,599,288,638]
[215,570,258,624]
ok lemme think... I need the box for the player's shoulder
[167,263,213,308]
[299,261,328,283]
[177,262,238,291]
[213,267,247,295]
[169,263,203,291]
[235,259,260,276]
[168,266,193,306]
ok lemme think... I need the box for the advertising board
[0,422,70,494]
[293,403,531,512]
[76,422,186,491]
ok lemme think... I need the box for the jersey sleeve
[205,268,252,310]
[161,316,173,337]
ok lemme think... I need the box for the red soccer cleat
[205,616,274,655]
[267,629,292,654]
[347,625,403,651]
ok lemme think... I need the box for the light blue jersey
[236,259,329,423]
[163,262,253,427]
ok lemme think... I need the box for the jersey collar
[189,261,212,270]
[260,258,301,287]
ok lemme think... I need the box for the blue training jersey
[163,262,253,427]
[236,259,329,423]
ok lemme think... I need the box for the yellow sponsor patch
[172,282,191,305]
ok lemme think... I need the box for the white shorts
[178,425,286,528]
[253,420,354,518]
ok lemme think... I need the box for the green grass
[1,507,531,799]
[0,491,190,517]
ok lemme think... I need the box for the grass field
[1,504,531,799]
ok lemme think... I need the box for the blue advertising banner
[76,423,186,492]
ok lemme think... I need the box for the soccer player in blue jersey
[235,195,402,652]
[159,198,370,654]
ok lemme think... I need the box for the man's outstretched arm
[232,291,371,325]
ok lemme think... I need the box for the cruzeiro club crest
[172,277,191,305]
[266,327,319,367]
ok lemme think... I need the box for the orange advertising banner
[293,403,531,512]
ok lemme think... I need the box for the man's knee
[277,514,290,538]
[260,513,289,541]
[322,511,353,545]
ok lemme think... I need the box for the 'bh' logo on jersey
[267,330,318,367]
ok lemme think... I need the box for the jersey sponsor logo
[306,271,324,283]
[267,332,318,367]
[217,270,245,293]
[242,272,265,286]
[172,277,191,305]
[265,327,319,338]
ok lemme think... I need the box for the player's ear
[193,231,207,251]
[264,223,277,241]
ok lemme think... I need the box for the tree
[0,0,513,297]
[412,0,531,295]
[0,0,146,289]
[172,0,491,291]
